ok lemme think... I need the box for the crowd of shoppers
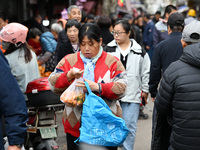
[1,2,200,150]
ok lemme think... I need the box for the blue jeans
[120,102,140,150]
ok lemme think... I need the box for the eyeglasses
[111,31,126,36]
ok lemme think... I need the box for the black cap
[167,12,184,27]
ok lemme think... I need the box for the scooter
[4,105,62,150]
[25,77,64,150]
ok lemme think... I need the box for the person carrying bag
[77,81,129,149]
[48,23,128,150]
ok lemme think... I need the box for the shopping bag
[60,77,85,107]
[78,81,129,146]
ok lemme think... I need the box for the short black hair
[109,13,117,26]
[155,11,161,15]
[87,14,95,20]
[136,15,143,20]
[65,19,81,32]
[29,27,42,38]
[113,19,131,34]
[97,16,112,28]
[165,5,177,15]
[170,26,184,32]
[144,13,151,19]
[0,12,7,21]
[81,10,87,23]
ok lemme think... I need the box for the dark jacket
[150,32,183,150]
[152,17,159,24]
[143,20,155,60]
[55,29,69,63]
[58,29,68,44]
[155,42,200,150]
[153,21,168,48]
[57,38,75,63]
[100,28,114,47]
[56,29,68,51]
[143,20,155,48]
[131,24,143,46]
[149,32,183,98]
[0,50,28,149]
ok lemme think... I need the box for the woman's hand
[76,78,99,93]
[67,69,84,82]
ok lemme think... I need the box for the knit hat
[182,20,200,43]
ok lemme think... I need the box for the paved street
[134,99,153,150]
[56,98,154,150]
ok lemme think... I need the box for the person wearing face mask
[56,19,81,63]
[104,19,150,150]
[49,23,127,150]
[0,23,40,101]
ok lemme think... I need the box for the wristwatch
[16,144,23,149]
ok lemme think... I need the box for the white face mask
[2,41,11,50]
